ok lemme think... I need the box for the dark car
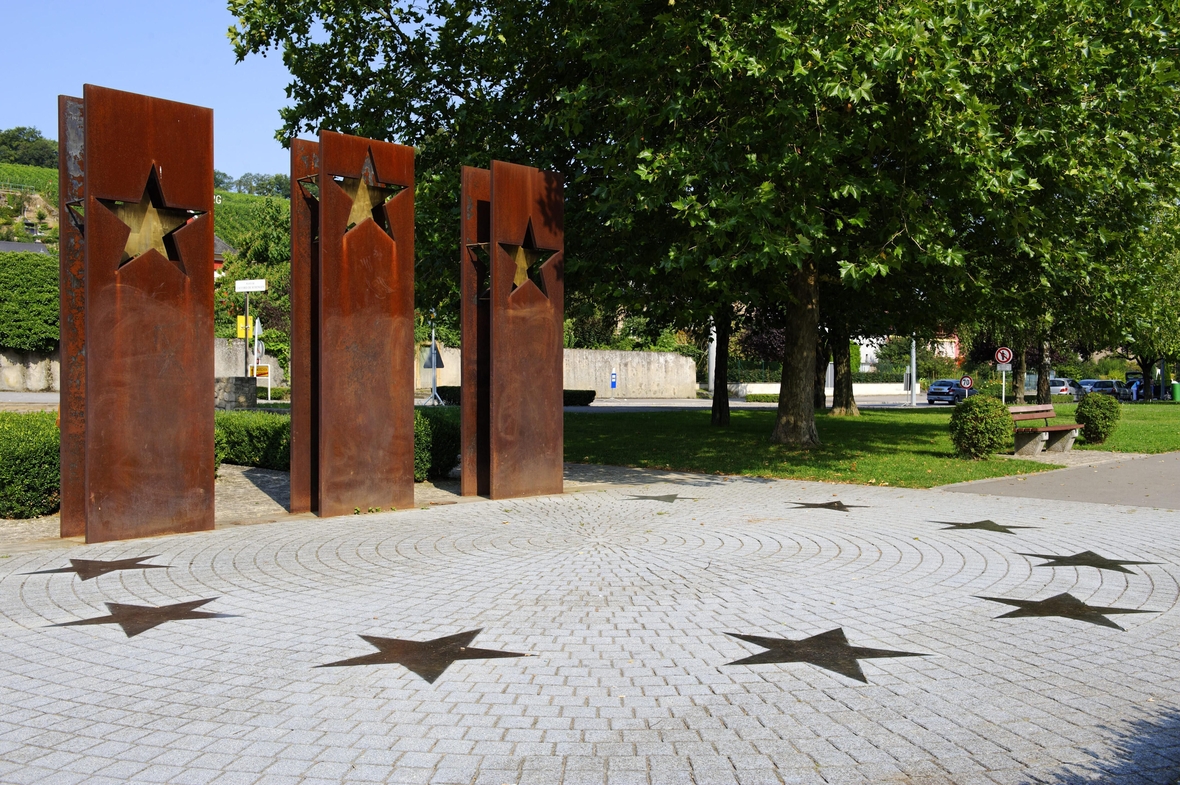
[1089,379,1133,401]
[926,378,977,405]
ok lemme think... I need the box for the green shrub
[419,407,460,478]
[437,386,462,405]
[214,411,291,470]
[564,389,596,406]
[949,395,1012,459]
[1076,393,1120,444]
[0,412,59,518]
[413,409,431,481]
[1052,394,1077,404]
[746,393,779,402]
[0,251,58,352]
[214,426,228,474]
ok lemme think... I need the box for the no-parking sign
[994,347,1013,364]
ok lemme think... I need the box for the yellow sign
[249,365,269,378]
[236,316,253,340]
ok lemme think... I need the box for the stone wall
[0,347,60,391]
[564,349,697,399]
[214,338,286,387]
[214,377,257,410]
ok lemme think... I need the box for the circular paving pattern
[2,476,1179,784]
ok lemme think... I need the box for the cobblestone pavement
[2,472,1180,784]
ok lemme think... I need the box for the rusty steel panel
[58,95,86,538]
[76,85,214,542]
[487,161,564,499]
[316,130,415,517]
[289,139,320,514]
[459,166,491,497]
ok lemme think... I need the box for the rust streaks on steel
[58,95,86,538]
[62,85,215,543]
[460,166,491,497]
[289,138,320,514]
[460,161,563,499]
[315,131,415,517]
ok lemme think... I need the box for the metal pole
[910,336,917,407]
[1002,370,1006,405]
[707,323,717,393]
[243,291,250,378]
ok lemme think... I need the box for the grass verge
[565,408,1056,488]
[1051,402,1180,453]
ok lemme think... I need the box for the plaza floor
[2,466,1179,784]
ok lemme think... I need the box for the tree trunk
[1013,345,1026,404]
[1036,338,1052,404]
[813,330,829,412]
[830,330,859,416]
[711,309,731,426]
[770,259,821,446]
[1137,356,1156,401]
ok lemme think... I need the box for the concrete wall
[0,347,60,391]
[414,345,462,389]
[564,349,697,399]
[214,338,286,388]
[732,382,906,398]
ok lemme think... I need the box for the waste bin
[1173,381,1179,401]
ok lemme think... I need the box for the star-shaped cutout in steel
[933,519,1037,535]
[977,592,1157,630]
[317,628,529,683]
[724,628,927,683]
[790,501,867,512]
[52,598,233,638]
[98,168,197,270]
[499,217,557,294]
[23,555,168,582]
[1019,550,1159,575]
[339,150,403,235]
[626,494,699,503]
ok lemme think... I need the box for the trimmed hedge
[0,411,59,518]
[418,407,461,478]
[436,386,597,407]
[413,410,431,481]
[1076,392,1120,444]
[437,386,462,405]
[0,251,58,353]
[949,395,1012,459]
[746,393,778,402]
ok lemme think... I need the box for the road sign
[997,362,1012,372]
[960,375,974,390]
[235,278,267,293]
[994,346,1013,364]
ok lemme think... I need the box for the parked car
[1048,378,1085,400]
[1089,379,1133,401]
[1079,379,1100,393]
[926,379,977,405]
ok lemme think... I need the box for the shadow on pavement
[1027,707,1180,784]
[241,467,291,508]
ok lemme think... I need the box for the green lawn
[1053,402,1180,454]
[565,408,1054,488]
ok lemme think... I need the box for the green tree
[0,127,57,168]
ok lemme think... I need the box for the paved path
[2,470,1179,784]
[945,451,1180,510]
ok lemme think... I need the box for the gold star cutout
[498,218,557,292]
[99,168,197,269]
[338,149,402,234]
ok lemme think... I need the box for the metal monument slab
[58,85,214,542]
[461,161,564,499]
[290,131,415,517]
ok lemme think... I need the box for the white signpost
[995,347,1014,404]
[234,279,268,377]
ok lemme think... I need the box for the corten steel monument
[289,131,415,517]
[460,161,564,499]
[58,85,215,542]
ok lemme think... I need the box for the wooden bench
[1009,404,1079,456]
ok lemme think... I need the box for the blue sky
[1,2,294,177]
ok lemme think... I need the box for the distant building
[0,240,52,254]
[213,235,237,275]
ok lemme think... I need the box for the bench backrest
[1009,404,1056,422]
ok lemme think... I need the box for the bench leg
[1014,431,1046,456]
[1045,428,1078,452]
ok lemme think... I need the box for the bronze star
[52,598,233,638]
[724,628,927,683]
[498,218,557,293]
[627,494,699,503]
[317,628,529,683]
[791,501,866,512]
[933,519,1037,534]
[98,168,197,270]
[977,592,1157,630]
[24,555,168,582]
[1019,550,1159,575]
[339,149,402,234]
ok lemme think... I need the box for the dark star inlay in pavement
[724,628,927,683]
[934,519,1037,535]
[52,598,233,638]
[626,494,699,504]
[977,592,1157,630]
[791,501,866,512]
[24,556,169,582]
[317,628,529,683]
[1019,550,1159,574]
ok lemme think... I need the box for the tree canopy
[0,127,57,168]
